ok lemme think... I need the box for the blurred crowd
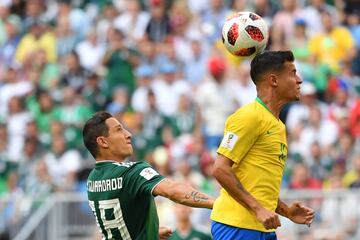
[0,0,359,239]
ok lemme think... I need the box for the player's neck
[256,93,285,119]
[96,153,126,163]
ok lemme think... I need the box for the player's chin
[293,93,301,101]
[127,147,134,156]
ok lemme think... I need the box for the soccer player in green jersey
[83,112,214,240]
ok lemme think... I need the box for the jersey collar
[256,97,272,113]
[95,160,118,165]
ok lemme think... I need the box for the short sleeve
[127,162,165,196]
[217,111,260,164]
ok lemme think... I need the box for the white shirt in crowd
[195,78,238,136]
[113,11,150,42]
[43,149,81,187]
[7,111,33,161]
[151,78,192,116]
[75,40,106,70]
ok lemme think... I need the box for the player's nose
[124,129,132,139]
[297,75,303,84]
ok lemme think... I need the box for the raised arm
[152,179,214,209]
[212,154,281,230]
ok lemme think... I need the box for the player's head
[83,111,133,160]
[250,50,302,101]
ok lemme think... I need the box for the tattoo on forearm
[185,191,209,202]
[236,182,251,196]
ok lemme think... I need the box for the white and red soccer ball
[222,12,269,57]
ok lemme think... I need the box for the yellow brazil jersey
[211,97,288,232]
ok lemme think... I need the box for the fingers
[263,215,281,230]
[159,226,173,239]
[305,212,315,223]
[303,209,315,227]
[295,202,314,213]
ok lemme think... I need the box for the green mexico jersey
[87,160,165,240]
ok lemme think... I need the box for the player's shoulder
[112,161,151,171]
[228,101,261,122]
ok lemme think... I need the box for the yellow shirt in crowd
[15,32,57,63]
[309,27,354,71]
[211,98,288,232]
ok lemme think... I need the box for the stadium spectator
[286,81,328,132]
[80,72,107,112]
[55,17,77,59]
[145,0,171,42]
[201,0,229,43]
[96,2,118,44]
[60,51,90,91]
[32,48,60,90]
[113,0,149,44]
[75,29,106,70]
[169,204,212,240]
[0,14,21,67]
[195,56,237,150]
[300,0,339,36]
[43,134,81,191]
[168,94,200,137]
[131,64,155,113]
[308,9,355,72]
[152,61,191,116]
[183,35,209,85]
[106,86,131,116]
[103,28,140,96]
[0,66,32,119]
[343,154,360,188]
[271,0,301,50]
[15,18,57,64]
[54,87,93,148]
[290,163,322,190]
[141,90,168,151]
[6,96,33,162]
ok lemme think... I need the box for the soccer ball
[222,12,269,57]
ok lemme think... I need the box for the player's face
[277,61,302,101]
[105,117,133,158]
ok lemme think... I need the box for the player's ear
[96,136,109,149]
[268,73,278,87]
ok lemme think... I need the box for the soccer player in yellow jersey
[211,51,315,240]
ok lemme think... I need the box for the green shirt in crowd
[169,228,212,240]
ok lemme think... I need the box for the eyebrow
[112,124,122,129]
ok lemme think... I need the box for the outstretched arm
[153,179,214,209]
[212,154,281,230]
[276,199,315,226]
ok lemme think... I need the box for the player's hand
[287,202,315,226]
[255,207,281,230]
[159,226,172,239]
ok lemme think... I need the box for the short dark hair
[250,51,295,85]
[83,111,113,158]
